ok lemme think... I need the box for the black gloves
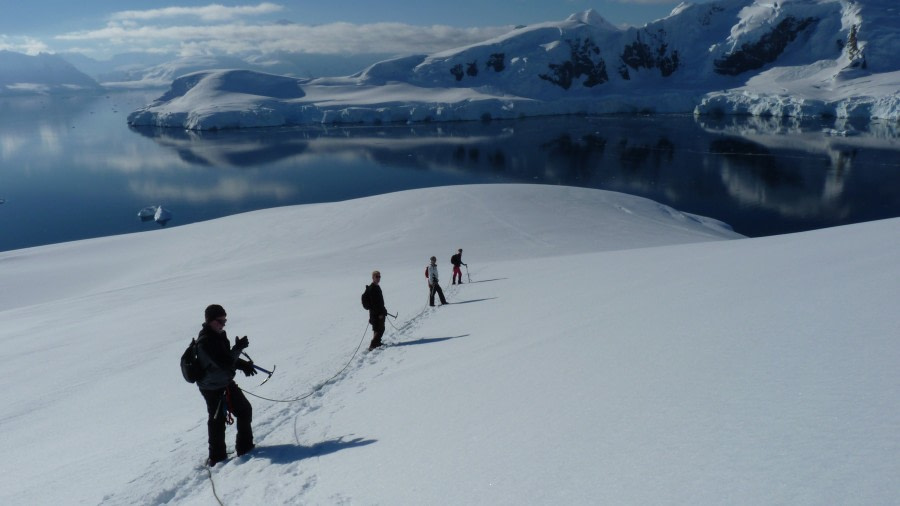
[234,335,249,351]
[240,361,258,376]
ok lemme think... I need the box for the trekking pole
[387,311,398,319]
[465,264,471,283]
[241,352,276,386]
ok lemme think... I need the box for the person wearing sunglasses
[195,304,257,466]
[365,271,388,350]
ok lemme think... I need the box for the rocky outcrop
[618,29,680,79]
[539,38,609,90]
[714,16,818,76]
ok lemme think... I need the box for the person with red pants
[196,304,257,466]
[451,248,466,285]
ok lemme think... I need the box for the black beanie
[205,304,226,322]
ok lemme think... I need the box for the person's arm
[202,335,248,371]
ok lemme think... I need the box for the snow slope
[1,184,898,505]
[127,0,900,129]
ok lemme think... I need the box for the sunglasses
[215,318,227,324]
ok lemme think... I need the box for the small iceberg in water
[154,206,172,226]
[137,205,172,226]
[137,206,157,221]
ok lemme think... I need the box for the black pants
[429,283,447,305]
[370,314,385,348]
[200,382,253,460]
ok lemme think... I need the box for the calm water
[1,90,899,252]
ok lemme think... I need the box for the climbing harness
[223,389,235,425]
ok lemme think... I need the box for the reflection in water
[129,126,312,167]
[697,116,900,225]
[713,138,850,221]
[1,92,899,251]
[127,115,900,238]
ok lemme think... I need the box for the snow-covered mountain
[0,50,102,95]
[128,0,899,129]
[61,52,393,89]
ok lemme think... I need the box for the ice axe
[242,352,276,386]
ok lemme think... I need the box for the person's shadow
[447,297,496,305]
[251,436,376,464]
[392,334,469,347]
[463,278,506,284]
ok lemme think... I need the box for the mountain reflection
[129,126,312,167]
[129,115,900,237]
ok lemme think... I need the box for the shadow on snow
[447,297,497,305]
[392,334,469,347]
[250,436,376,464]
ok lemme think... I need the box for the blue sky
[0,0,703,58]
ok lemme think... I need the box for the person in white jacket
[426,256,448,306]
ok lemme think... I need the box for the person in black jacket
[366,270,388,350]
[196,304,257,466]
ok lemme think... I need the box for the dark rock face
[486,53,505,72]
[618,29,681,79]
[450,63,465,81]
[714,16,818,76]
[449,57,495,82]
[539,38,609,90]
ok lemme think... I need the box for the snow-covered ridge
[126,0,899,129]
[0,50,101,95]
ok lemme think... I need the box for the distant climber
[427,256,448,306]
[451,248,466,285]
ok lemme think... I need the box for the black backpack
[180,338,205,383]
[361,285,371,310]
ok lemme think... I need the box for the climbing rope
[204,322,370,505]
[203,283,462,503]
[205,463,225,506]
[239,321,370,403]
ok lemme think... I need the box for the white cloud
[0,35,50,55]
[56,21,510,56]
[109,2,284,22]
[612,0,681,5]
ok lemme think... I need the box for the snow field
[1,184,898,505]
